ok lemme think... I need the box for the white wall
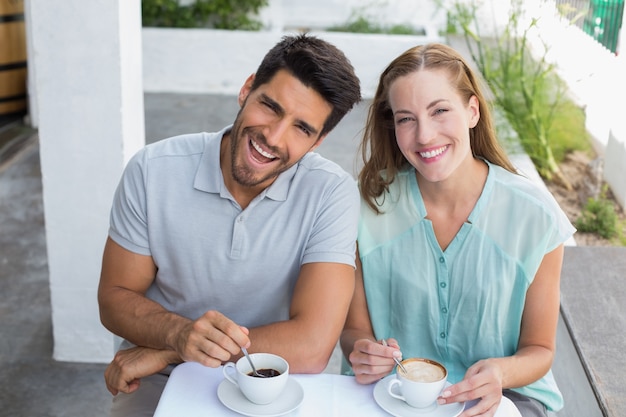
[142,29,443,98]
[142,0,446,99]
[27,0,145,362]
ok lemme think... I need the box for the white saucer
[217,377,304,417]
[374,375,465,417]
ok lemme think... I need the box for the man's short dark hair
[251,33,362,137]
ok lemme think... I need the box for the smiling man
[97,34,361,416]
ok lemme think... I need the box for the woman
[340,43,575,417]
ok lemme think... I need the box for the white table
[154,362,521,417]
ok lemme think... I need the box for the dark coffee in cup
[223,352,289,405]
[249,368,281,378]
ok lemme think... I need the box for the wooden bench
[553,246,626,417]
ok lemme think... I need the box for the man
[97,33,362,415]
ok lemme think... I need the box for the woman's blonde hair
[359,43,517,213]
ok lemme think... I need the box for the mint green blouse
[355,162,575,411]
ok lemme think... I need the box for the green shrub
[142,0,268,30]
[576,186,621,239]
[327,3,423,36]
[327,16,421,35]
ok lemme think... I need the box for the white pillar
[27,0,144,362]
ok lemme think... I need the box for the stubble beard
[229,121,288,188]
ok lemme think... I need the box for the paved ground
[0,93,609,416]
[0,122,111,417]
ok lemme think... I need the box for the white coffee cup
[387,358,447,409]
[222,352,289,405]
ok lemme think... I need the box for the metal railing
[554,0,624,53]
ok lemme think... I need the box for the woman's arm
[440,244,565,416]
[340,251,402,384]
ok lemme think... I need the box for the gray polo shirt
[109,126,359,330]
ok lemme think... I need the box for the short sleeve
[301,172,360,267]
[108,149,152,256]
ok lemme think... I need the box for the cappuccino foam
[401,360,445,383]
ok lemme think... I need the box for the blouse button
[441,307,448,314]
[439,257,445,263]
[440,332,446,339]
[439,282,447,288]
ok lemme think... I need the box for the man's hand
[174,310,251,367]
[105,346,178,396]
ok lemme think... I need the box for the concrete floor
[0,94,603,416]
[0,125,110,417]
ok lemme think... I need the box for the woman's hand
[438,359,503,417]
[349,338,402,384]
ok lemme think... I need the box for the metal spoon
[241,347,266,378]
[381,339,408,374]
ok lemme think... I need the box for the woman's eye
[395,117,412,125]
[433,108,448,116]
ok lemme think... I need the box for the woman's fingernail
[437,398,446,405]
[442,390,451,398]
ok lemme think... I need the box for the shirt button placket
[231,215,244,258]
[437,255,449,347]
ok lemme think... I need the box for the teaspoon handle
[393,357,409,374]
[381,339,408,374]
[241,347,262,376]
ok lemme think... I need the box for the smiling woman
[341,43,575,417]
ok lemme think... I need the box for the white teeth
[251,139,276,159]
[420,146,447,159]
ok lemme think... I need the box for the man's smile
[250,138,278,164]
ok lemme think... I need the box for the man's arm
[242,261,355,374]
[97,237,250,367]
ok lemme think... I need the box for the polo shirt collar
[193,125,298,202]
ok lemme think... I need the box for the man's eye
[259,100,279,114]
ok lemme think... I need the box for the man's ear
[238,74,255,106]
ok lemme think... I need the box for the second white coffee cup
[222,352,289,405]
[387,358,447,409]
